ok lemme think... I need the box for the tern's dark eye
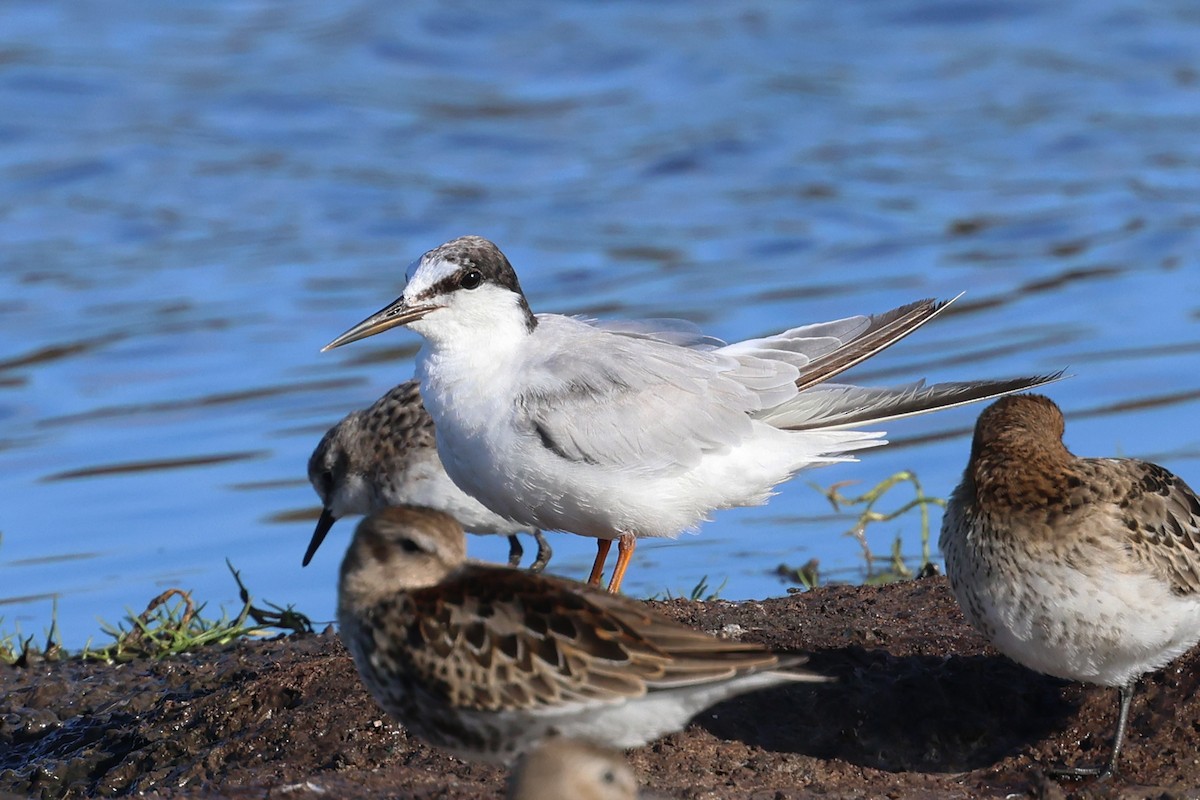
[459,269,483,290]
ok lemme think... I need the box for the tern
[324,235,1060,592]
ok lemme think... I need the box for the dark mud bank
[3,577,1199,799]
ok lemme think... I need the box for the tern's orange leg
[587,539,613,586]
[606,533,637,594]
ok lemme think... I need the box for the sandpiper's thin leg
[528,530,553,573]
[1048,681,1135,780]
[505,535,524,568]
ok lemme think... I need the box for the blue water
[2,1,1198,648]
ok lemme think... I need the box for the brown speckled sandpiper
[337,505,826,764]
[941,393,1200,778]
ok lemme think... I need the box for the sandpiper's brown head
[970,393,1066,454]
[964,391,1070,465]
[338,506,468,610]
[506,738,638,800]
[964,394,1075,499]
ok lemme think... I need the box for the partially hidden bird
[506,738,639,800]
[304,380,551,570]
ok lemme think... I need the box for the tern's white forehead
[398,236,532,317]
[402,251,462,303]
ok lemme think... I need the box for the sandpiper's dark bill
[302,507,337,567]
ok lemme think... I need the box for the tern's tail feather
[716,298,954,390]
[790,298,955,392]
[757,372,1066,431]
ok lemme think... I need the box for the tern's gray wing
[717,315,873,368]
[587,301,951,389]
[715,299,954,390]
[788,299,954,391]
[518,318,799,473]
[586,317,725,350]
[757,374,1066,430]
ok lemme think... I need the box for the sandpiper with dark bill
[323,235,1061,593]
[506,738,638,800]
[336,505,828,764]
[304,380,551,570]
[940,393,1200,779]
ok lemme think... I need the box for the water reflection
[0,0,1197,646]
[41,451,267,483]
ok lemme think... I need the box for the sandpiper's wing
[359,380,437,447]
[370,565,816,712]
[1099,460,1200,595]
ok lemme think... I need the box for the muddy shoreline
[3,576,1198,799]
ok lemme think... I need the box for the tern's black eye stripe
[424,273,473,298]
[416,237,538,330]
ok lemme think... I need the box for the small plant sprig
[779,469,946,588]
[651,575,729,602]
[79,562,314,663]
[1,562,314,665]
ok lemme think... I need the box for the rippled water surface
[2,1,1199,646]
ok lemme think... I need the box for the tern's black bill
[321,296,438,351]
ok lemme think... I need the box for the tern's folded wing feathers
[587,317,726,350]
[517,318,800,472]
[716,315,872,368]
[757,373,1066,431]
[384,566,800,712]
[788,298,951,391]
